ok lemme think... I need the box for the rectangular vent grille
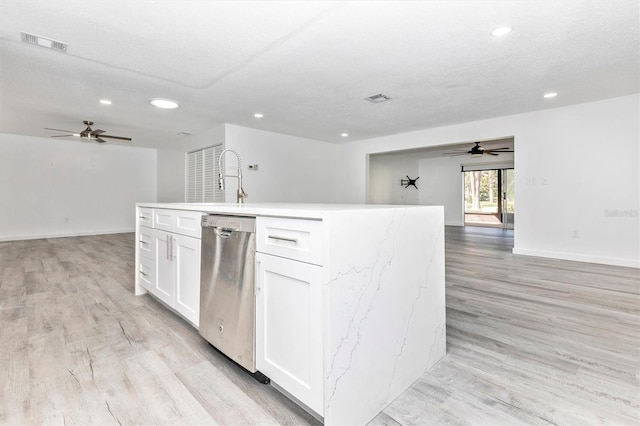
[364,93,392,103]
[21,32,68,52]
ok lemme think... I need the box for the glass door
[502,169,515,229]
[464,168,514,228]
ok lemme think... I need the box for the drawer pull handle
[139,240,148,245]
[268,235,298,244]
[139,271,148,277]
[139,215,148,220]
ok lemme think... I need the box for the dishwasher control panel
[201,215,256,232]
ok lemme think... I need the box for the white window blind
[186,144,223,202]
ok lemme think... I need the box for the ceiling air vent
[21,32,68,53]
[364,93,392,103]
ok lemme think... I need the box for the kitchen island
[134,203,445,425]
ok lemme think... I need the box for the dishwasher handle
[214,227,234,238]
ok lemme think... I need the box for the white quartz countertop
[136,202,432,219]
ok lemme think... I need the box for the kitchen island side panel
[322,206,446,425]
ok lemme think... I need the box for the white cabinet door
[153,229,174,307]
[173,234,201,326]
[255,253,323,415]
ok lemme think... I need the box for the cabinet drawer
[153,209,203,238]
[154,209,174,232]
[257,217,322,265]
[138,226,155,260]
[174,210,203,238]
[138,256,155,291]
[138,207,154,228]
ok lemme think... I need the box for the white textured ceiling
[0,1,638,149]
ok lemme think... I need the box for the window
[185,145,224,202]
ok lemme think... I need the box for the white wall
[224,124,338,203]
[155,123,338,204]
[418,155,514,226]
[156,124,225,202]
[336,94,640,268]
[369,153,420,205]
[0,133,157,240]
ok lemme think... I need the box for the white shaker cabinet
[152,227,201,326]
[135,207,203,327]
[152,229,175,307]
[255,216,324,415]
[173,233,201,324]
[255,252,323,415]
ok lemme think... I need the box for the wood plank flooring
[0,228,638,425]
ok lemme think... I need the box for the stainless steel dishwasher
[199,215,269,383]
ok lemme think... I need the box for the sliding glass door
[501,168,515,229]
[464,168,514,229]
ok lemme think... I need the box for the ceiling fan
[443,142,513,157]
[45,121,132,143]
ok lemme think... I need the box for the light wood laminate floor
[0,228,638,425]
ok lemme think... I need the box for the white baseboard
[0,228,134,243]
[512,247,639,268]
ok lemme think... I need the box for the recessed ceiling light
[99,99,112,105]
[543,92,558,98]
[254,113,264,118]
[150,99,179,109]
[491,26,512,37]
[341,133,349,137]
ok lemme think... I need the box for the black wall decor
[401,175,419,189]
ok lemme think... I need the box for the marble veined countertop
[136,202,427,219]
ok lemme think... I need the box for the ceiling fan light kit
[443,141,513,157]
[45,120,132,144]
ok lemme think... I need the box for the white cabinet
[174,233,201,324]
[257,216,322,265]
[138,207,154,228]
[255,218,324,415]
[152,229,201,326]
[138,256,155,292]
[135,206,203,327]
[154,209,202,238]
[153,229,175,307]
[138,225,155,260]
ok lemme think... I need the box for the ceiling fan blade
[95,137,107,143]
[443,152,471,156]
[45,127,76,133]
[90,129,106,136]
[100,134,132,141]
[51,134,75,138]
[490,147,514,151]
[486,152,500,156]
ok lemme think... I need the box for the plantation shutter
[186,144,223,202]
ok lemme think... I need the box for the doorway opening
[464,168,514,229]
